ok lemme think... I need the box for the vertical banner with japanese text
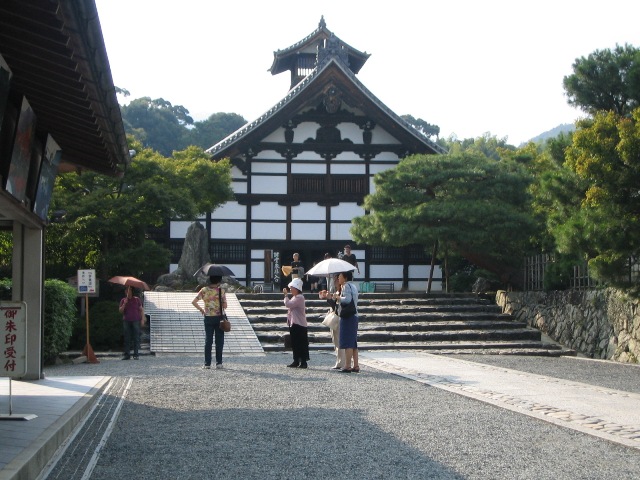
[1,302,27,378]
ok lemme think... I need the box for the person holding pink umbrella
[119,285,145,360]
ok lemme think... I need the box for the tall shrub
[43,279,77,363]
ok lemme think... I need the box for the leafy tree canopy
[547,108,640,281]
[351,152,536,285]
[46,139,234,281]
[401,115,440,139]
[563,43,640,116]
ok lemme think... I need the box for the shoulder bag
[322,308,340,330]
[339,283,357,318]
[218,288,231,332]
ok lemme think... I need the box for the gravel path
[44,352,640,479]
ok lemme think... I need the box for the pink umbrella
[108,276,150,291]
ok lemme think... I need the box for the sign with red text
[1,302,27,378]
[77,269,96,294]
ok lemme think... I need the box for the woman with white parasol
[309,258,357,371]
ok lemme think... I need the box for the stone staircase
[236,292,576,356]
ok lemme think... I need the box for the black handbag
[339,284,357,318]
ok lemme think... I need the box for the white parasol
[305,258,356,276]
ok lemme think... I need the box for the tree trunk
[427,240,438,294]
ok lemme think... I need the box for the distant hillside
[525,123,575,145]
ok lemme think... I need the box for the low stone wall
[496,289,639,363]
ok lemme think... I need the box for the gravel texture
[44,352,640,480]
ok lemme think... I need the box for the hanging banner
[1,302,27,378]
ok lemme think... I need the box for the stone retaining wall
[496,289,639,363]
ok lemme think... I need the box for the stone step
[234,292,575,357]
[247,312,512,323]
[256,328,542,344]
[263,340,572,356]
[251,320,529,332]
[238,298,496,307]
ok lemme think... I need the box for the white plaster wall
[252,203,286,220]
[291,163,325,174]
[251,175,287,194]
[330,222,354,240]
[254,149,281,160]
[295,122,320,142]
[291,223,326,240]
[339,123,364,143]
[251,261,267,280]
[295,151,324,161]
[369,164,395,175]
[213,201,245,220]
[371,126,401,144]
[409,264,442,278]
[170,221,192,238]
[331,203,364,220]
[252,222,286,240]
[211,222,246,239]
[370,264,404,278]
[331,151,362,162]
[231,165,244,176]
[223,264,246,281]
[371,152,400,162]
[291,203,325,220]
[232,180,247,194]
[262,128,285,143]
[330,163,366,174]
[252,163,287,173]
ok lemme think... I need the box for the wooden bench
[373,282,395,293]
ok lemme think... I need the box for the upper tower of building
[269,16,371,90]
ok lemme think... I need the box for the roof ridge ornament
[317,33,350,68]
[319,16,326,29]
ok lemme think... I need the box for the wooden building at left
[0,0,129,379]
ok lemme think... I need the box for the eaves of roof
[208,57,446,159]
[269,21,370,76]
[0,0,129,177]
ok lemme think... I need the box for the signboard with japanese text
[77,269,96,294]
[1,302,27,378]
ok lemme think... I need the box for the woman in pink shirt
[283,277,309,368]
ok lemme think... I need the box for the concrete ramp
[144,291,263,354]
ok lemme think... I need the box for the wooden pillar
[12,222,44,380]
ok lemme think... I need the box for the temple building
[170,18,445,291]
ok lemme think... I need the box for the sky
[95,0,640,146]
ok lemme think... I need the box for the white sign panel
[77,269,96,294]
[1,302,27,378]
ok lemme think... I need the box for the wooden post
[81,293,99,363]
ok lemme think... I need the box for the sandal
[352,367,360,373]
[340,368,352,373]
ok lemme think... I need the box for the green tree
[563,44,640,116]
[121,97,194,156]
[546,108,640,282]
[401,115,440,139]
[185,112,247,149]
[351,152,535,288]
[46,139,234,282]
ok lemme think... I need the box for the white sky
[95,0,640,146]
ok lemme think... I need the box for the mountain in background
[524,123,575,145]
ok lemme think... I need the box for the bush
[86,300,123,351]
[43,280,77,363]
[544,255,575,291]
[0,278,78,364]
